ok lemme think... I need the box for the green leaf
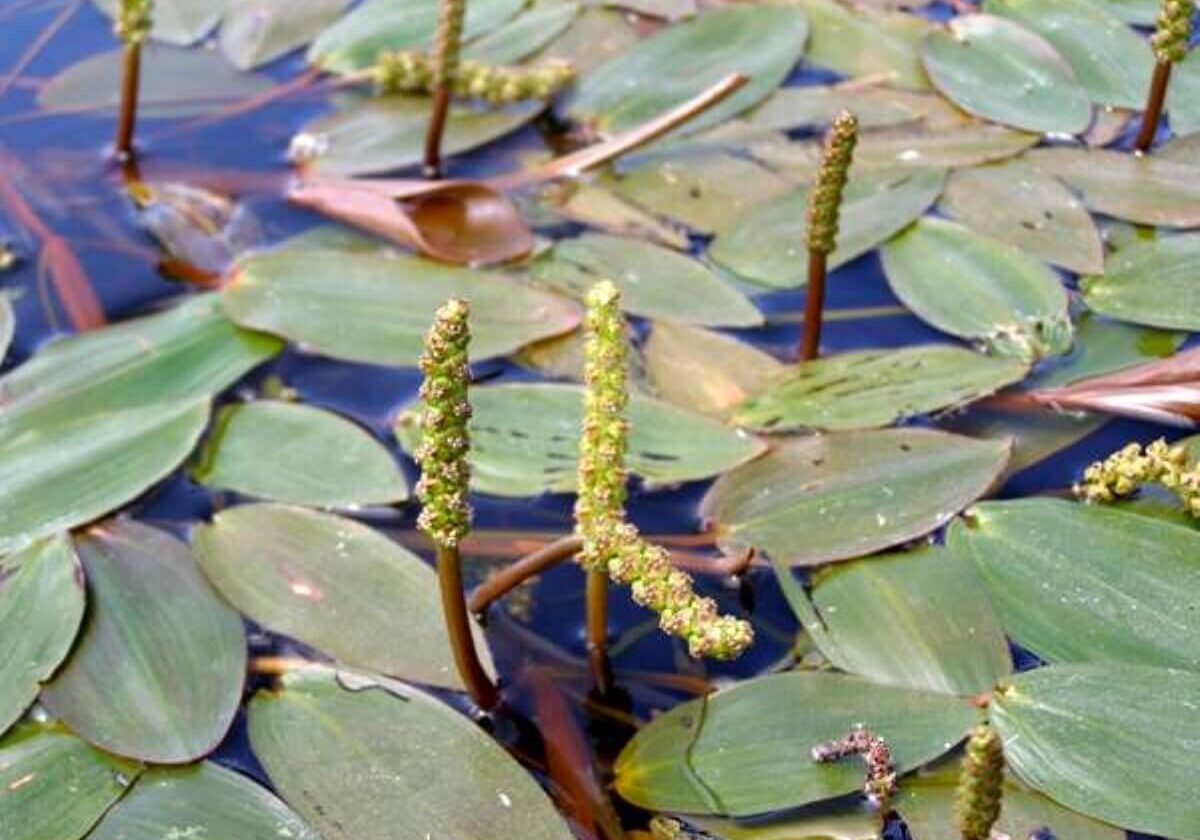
[609,153,792,236]
[699,428,1011,568]
[92,0,223,45]
[614,670,979,816]
[1081,232,1200,330]
[948,498,1200,670]
[0,294,12,364]
[220,0,349,70]
[1031,310,1184,388]
[940,159,1104,274]
[531,234,762,327]
[464,1,580,65]
[881,217,1072,361]
[564,5,809,135]
[992,663,1200,840]
[39,47,274,119]
[42,521,245,763]
[710,169,946,288]
[538,7,638,75]
[292,95,543,177]
[307,0,526,73]
[733,345,1028,432]
[799,545,1012,695]
[1079,0,1161,24]
[688,810,880,840]
[744,84,939,133]
[224,247,580,366]
[248,666,576,840]
[88,762,319,840]
[0,399,211,556]
[0,723,141,840]
[193,503,492,689]
[921,14,1092,134]
[1023,147,1200,227]
[939,405,1106,477]
[1167,48,1200,137]
[984,0,1154,108]
[791,0,931,90]
[395,382,766,496]
[191,401,408,506]
[0,537,85,737]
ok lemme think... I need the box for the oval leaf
[699,428,1011,567]
[248,666,576,840]
[191,401,409,506]
[531,234,762,327]
[42,521,246,763]
[464,1,581,65]
[881,217,1072,361]
[921,15,1092,134]
[396,382,765,496]
[993,663,1200,840]
[0,536,85,737]
[733,345,1029,432]
[193,503,492,689]
[564,5,808,136]
[220,0,349,70]
[92,0,221,45]
[614,671,979,816]
[792,0,932,90]
[1080,232,1200,330]
[224,247,580,366]
[88,762,319,840]
[1167,47,1200,137]
[710,168,946,288]
[948,498,1200,670]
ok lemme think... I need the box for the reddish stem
[115,42,141,159]
[799,249,827,361]
[1134,61,1172,153]
[424,85,452,179]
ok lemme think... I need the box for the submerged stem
[439,543,499,709]
[423,85,452,179]
[800,249,827,362]
[115,41,140,159]
[1134,61,1172,153]
[586,569,613,695]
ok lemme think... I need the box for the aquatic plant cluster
[3,0,1200,839]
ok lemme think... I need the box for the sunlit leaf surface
[221,0,350,70]
[1081,232,1200,330]
[792,0,932,90]
[92,0,222,45]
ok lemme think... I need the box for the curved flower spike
[956,724,1004,840]
[805,111,859,255]
[415,298,474,549]
[811,725,897,808]
[115,0,153,45]
[1152,0,1195,64]
[375,51,576,104]
[1075,437,1200,515]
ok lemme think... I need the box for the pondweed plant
[113,0,152,159]
[1134,0,1195,152]
[1075,437,1200,515]
[810,725,897,809]
[800,111,857,362]
[955,724,1004,840]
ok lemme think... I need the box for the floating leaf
[464,1,580,65]
[292,96,542,177]
[984,0,1153,108]
[0,295,11,363]
[699,428,1010,568]
[531,234,762,327]
[1023,147,1200,228]
[795,0,931,90]
[88,762,318,840]
[0,399,210,556]
[92,0,222,45]
[0,537,84,737]
[542,183,690,249]
[193,504,492,689]
[733,345,1028,432]
[940,159,1104,274]
[248,667,576,840]
[939,405,1105,476]
[191,401,408,506]
[614,670,979,815]
[1032,310,1184,388]
[1167,48,1200,137]
[42,521,245,764]
[220,0,350,70]
[744,83,934,133]
[564,5,808,135]
[609,153,792,235]
[688,811,879,840]
[992,663,1200,840]
[394,382,766,496]
[881,218,1072,360]
[644,321,785,418]
[1080,0,1159,23]
[948,499,1200,670]
[514,325,650,386]
[710,169,946,288]
[538,7,638,75]
[224,247,580,366]
[1081,232,1200,330]
[921,15,1092,134]
[307,0,526,73]
[0,723,141,840]
[39,47,275,119]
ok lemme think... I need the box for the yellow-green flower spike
[415,298,473,549]
[574,280,629,573]
[1074,437,1200,515]
[955,724,1004,840]
[1152,0,1195,64]
[115,0,153,45]
[374,51,575,103]
[430,0,466,88]
[805,111,858,255]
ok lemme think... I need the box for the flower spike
[1152,0,1195,65]
[811,725,897,808]
[374,52,575,104]
[956,724,1004,840]
[1075,437,1200,516]
[805,111,859,256]
[431,0,466,89]
[115,0,153,45]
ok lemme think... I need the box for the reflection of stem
[438,544,500,709]
[799,249,827,362]
[115,42,141,159]
[424,85,452,179]
[1134,61,1172,153]
[469,534,583,615]
[586,570,612,695]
